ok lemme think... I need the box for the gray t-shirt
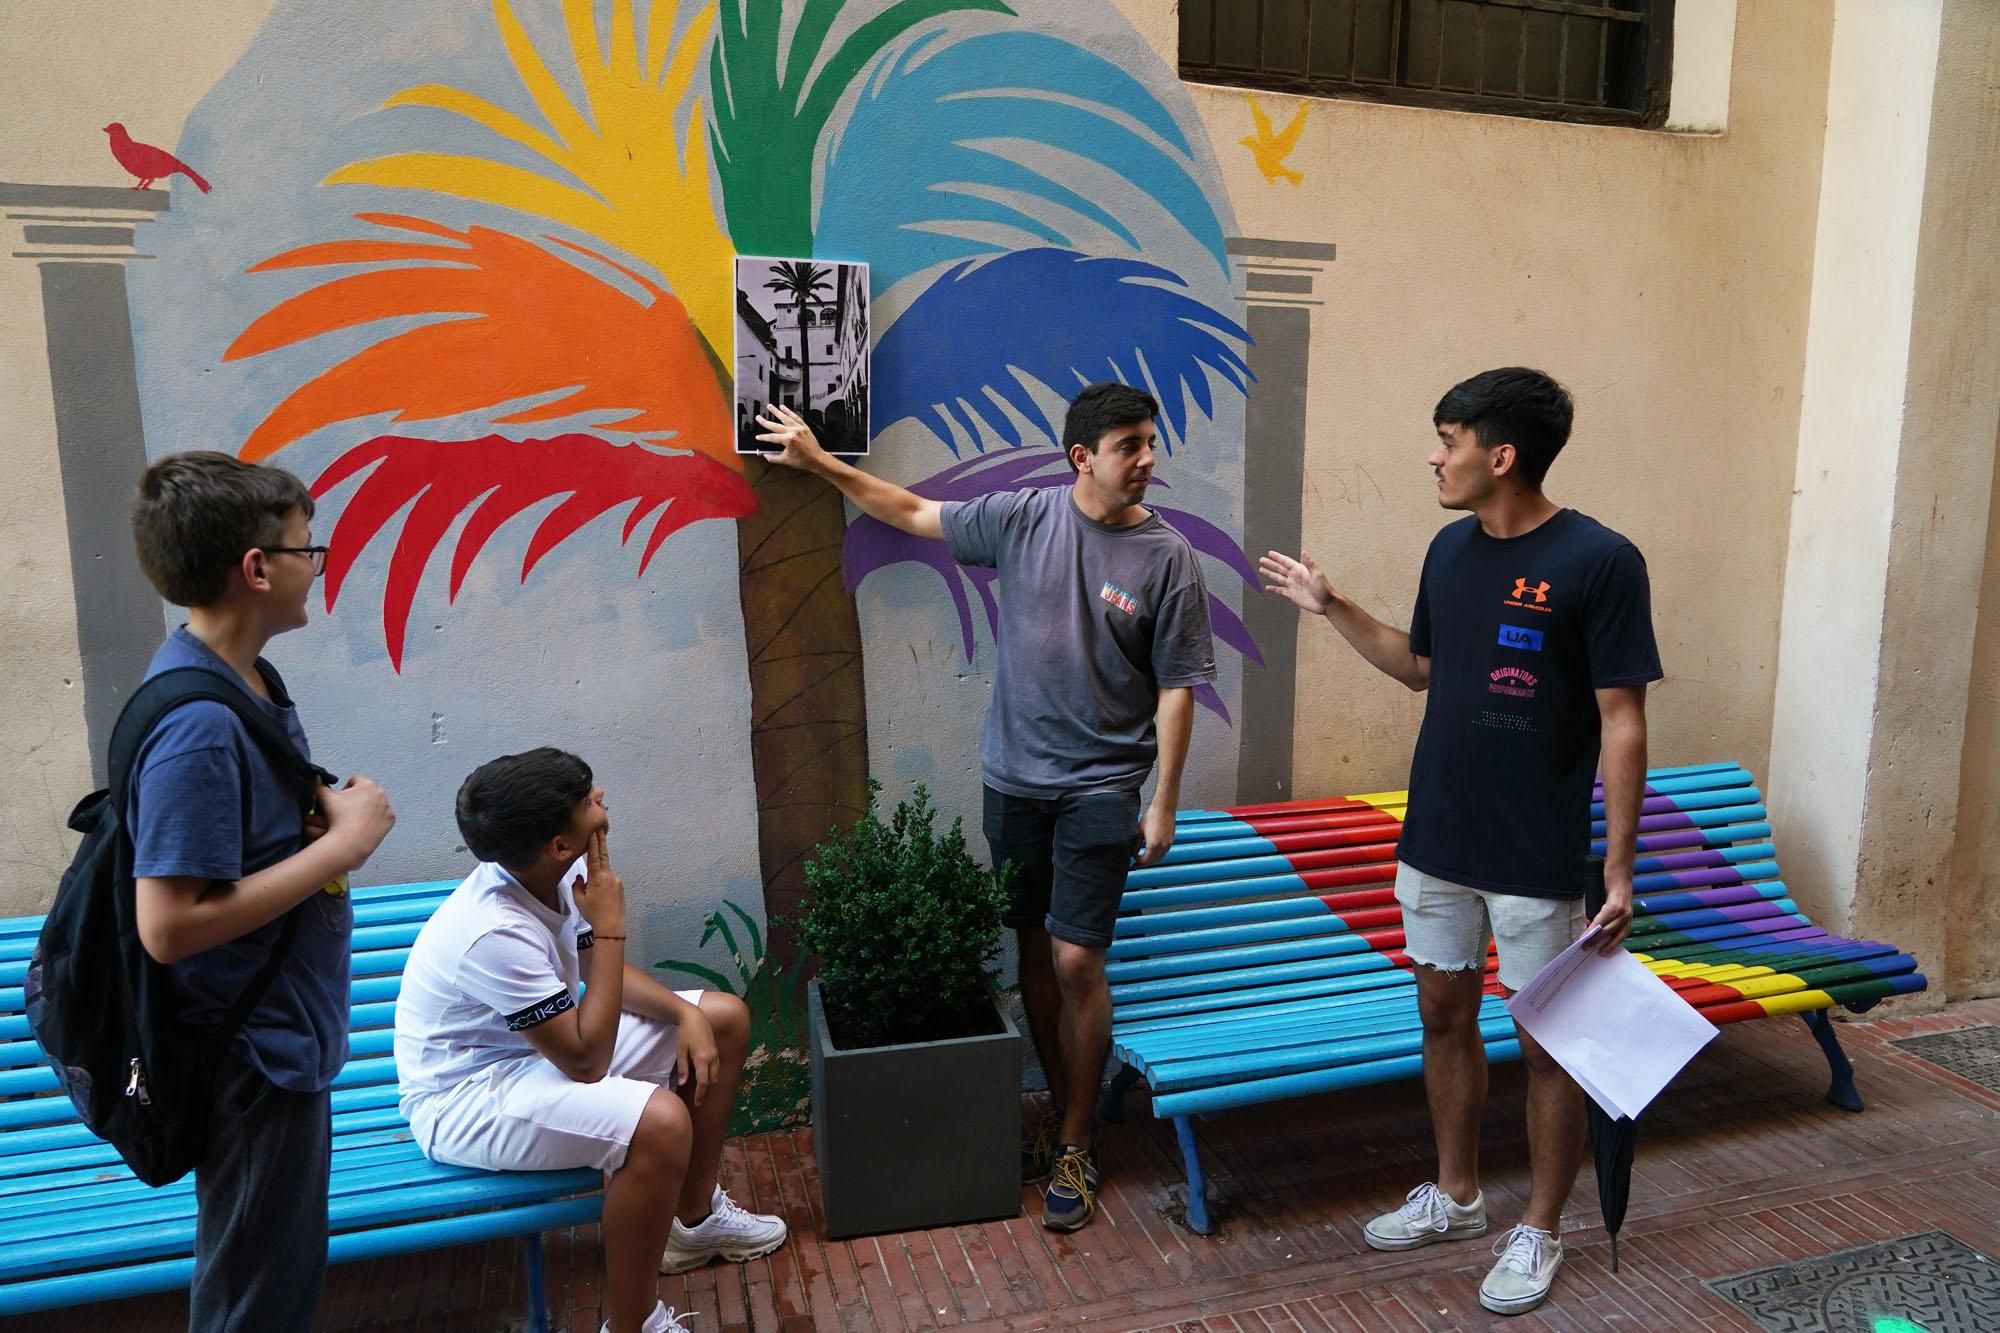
[942,486,1217,797]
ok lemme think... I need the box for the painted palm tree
[223,0,1253,994]
[763,261,833,415]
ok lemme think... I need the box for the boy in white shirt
[395,748,786,1333]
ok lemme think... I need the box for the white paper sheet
[1504,924,1720,1119]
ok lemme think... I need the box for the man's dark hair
[456,748,596,870]
[131,451,315,607]
[1433,368,1574,487]
[1061,382,1160,472]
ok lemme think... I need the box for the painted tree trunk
[734,458,869,968]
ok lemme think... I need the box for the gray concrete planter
[807,978,1021,1238]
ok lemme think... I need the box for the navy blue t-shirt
[1397,510,1662,899]
[126,627,352,1091]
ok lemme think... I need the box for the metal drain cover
[1709,1231,2000,1333]
[1890,1024,2000,1093]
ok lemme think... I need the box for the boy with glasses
[128,451,395,1329]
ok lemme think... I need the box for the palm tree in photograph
[763,260,834,416]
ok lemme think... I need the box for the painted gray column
[1227,238,1336,806]
[3,184,169,784]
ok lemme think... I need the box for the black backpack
[23,665,336,1187]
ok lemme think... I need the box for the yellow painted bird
[1241,93,1308,186]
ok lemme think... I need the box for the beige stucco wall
[0,1,278,914]
[1927,0,2000,1001]
[1123,0,1831,799]
[0,1,276,186]
[1952,417,2000,998]
[0,247,93,915]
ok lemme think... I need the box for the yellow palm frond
[327,0,732,359]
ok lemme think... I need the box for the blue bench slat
[1106,912,1370,962]
[1106,933,1385,985]
[1152,1039,1526,1118]
[1145,1011,1521,1092]
[0,1137,447,1218]
[0,1145,591,1261]
[1119,987,1456,1059]
[1111,950,1407,1008]
[0,1161,595,1280]
[1115,896,1327,939]
[1115,973,1424,1036]
[1114,966,1424,1029]
[0,1195,600,1318]
[1119,869,1343,913]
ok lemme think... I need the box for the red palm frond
[315,433,757,670]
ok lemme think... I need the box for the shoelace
[1397,1182,1452,1233]
[659,1307,700,1333]
[1049,1150,1095,1204]
[1491,1224,1551,1275]
[711,1188,752,1227]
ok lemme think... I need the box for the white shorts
[407,994,702,1174]
[1394,864,1585,993]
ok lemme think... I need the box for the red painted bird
[103,123,211,193]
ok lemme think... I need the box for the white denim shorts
[1394,863,1585,993]
[405,995,701,1175]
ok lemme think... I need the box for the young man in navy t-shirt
[128,452,396,1329]
[1260,368,1660,1316]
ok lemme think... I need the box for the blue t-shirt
[1397,510,1663,899]
[126,627,352,1092]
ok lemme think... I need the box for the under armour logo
[1511,578,1550,604]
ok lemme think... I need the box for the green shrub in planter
[797,782,1010,1049]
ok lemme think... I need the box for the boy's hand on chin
[573,828,627,937]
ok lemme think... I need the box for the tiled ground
[20,998,2000,1333]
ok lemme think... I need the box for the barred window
[1180,0,1674,127]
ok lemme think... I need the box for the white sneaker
[1362,1181,1488,1251]
[600,1300,696,1333]
[1479,1223,1563,1315]
[659,1184,789,1273]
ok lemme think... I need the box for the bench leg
[1802,1010,1864,1112]
[1100,1062,1143,1124]
[1172,1115,1214,1236]
[523,1232,551,1333]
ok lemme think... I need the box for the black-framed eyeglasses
[260,545,330,576]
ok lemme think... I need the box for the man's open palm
[1259,550,1335,616]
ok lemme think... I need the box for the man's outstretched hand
[755,403,828,472]
[1259,550,1336,616]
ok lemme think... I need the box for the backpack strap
[110,665,340,1049]
[110,666,335,803]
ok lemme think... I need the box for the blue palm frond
[873,247,1250,454]
[817,29,1231,290]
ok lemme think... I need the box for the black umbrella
[1588,1100,1637,1271]
[1582,857,1637,1273]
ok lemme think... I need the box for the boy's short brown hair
[132,452,315,607]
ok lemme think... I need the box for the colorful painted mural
[126,0,1255,1128]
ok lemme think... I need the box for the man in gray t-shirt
[759,383,1215,1234]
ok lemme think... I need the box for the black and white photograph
[734,256,871,456]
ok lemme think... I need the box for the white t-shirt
[394,858,597,1098]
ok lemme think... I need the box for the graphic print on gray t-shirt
[941,487,1217,797]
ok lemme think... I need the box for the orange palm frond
[226,212,733,466]
[314,432,757,670]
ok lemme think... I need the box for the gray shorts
[1394,863,1585,993]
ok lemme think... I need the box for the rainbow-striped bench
[1102,762,1928,1234]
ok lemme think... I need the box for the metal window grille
[1180,0,1673,127]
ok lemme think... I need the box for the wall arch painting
[130,0,1255,1127]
